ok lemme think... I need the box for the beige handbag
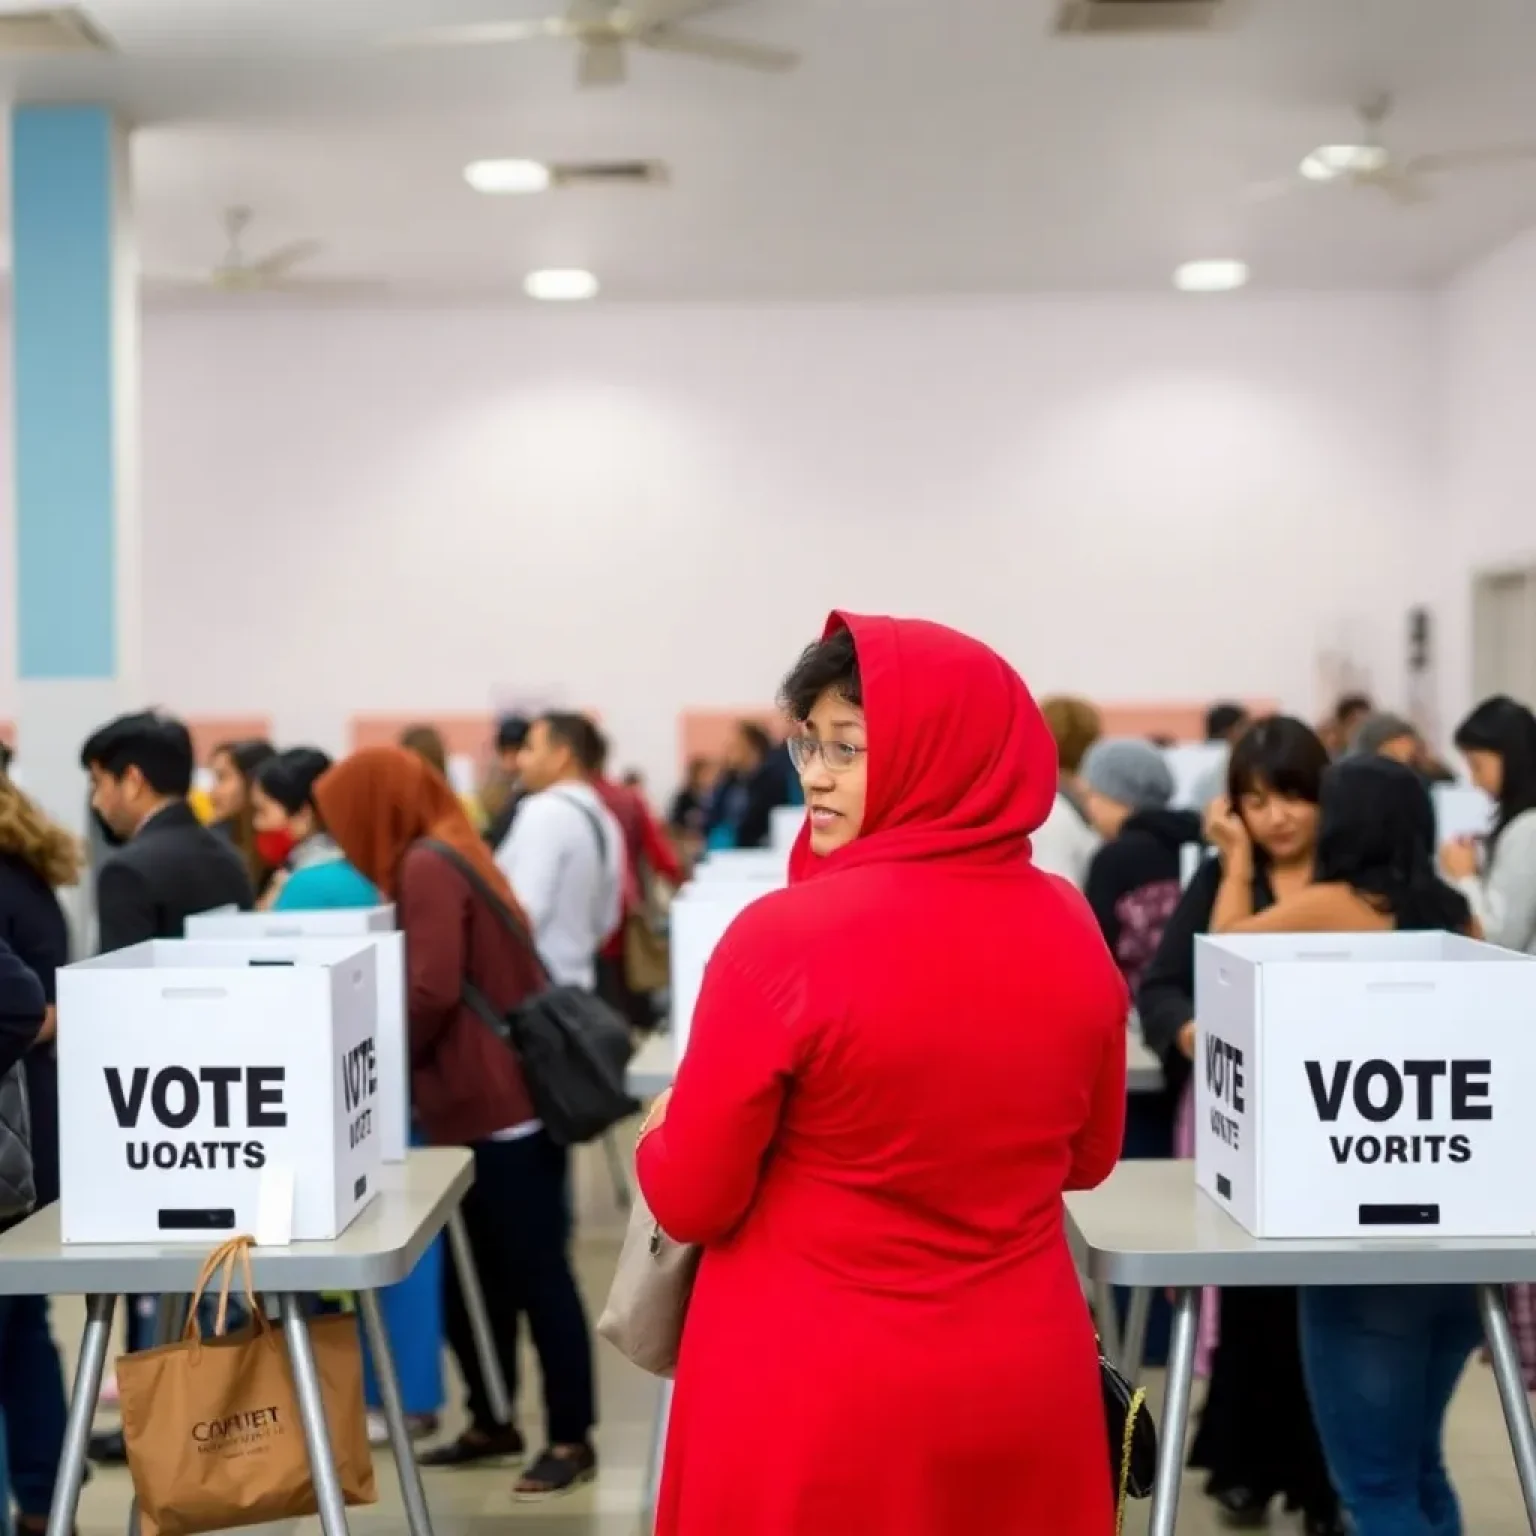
[596,1186,701,1378]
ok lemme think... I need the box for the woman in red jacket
[637,612,1129,1536]
[315,747,597,1499]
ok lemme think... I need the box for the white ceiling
[4,0,1536,299]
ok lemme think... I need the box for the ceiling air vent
[549,160,668,189]
[1055,0,1226,34]
[0,6,112,52]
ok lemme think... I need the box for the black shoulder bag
[1102,1344,1157,1516]
[417,839,638,1147]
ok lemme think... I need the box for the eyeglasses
[787,736,867,774]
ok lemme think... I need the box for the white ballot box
[769,806,806,852]
[692,849,790,883]
[58,939,383,1244]
[1194,931,1536,1238]
[1433,783,1496,844]
[670,882,780,1050]
[185,906,409,1163]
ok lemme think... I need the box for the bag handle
[414,839,554,992]
[181,1236,270,1347]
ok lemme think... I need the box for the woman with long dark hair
[1441,695,1536,952]
[1138,717,1340,1534]
[1215,757,1476,1536]
[209,738,278,895]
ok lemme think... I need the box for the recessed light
[464,159,551,195]
[524,268,599,302]
[1173,259,1249,294]
[1299,144,1389,183]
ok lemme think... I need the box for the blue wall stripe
[11,105,119,680]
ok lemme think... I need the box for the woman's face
[209,751,247,821]
[796,688,868,856]
[1236,780,1319,864]
[251,785,315,843]
[1464,748,1503,799]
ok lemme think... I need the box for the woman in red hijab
[314,747,598,1499]
[636,613,1129,1535]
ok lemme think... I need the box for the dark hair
[736,721,773,760]
[779,627,863,723]
[1313,757,1472,933]
[81,712,195,797]
[1334,692,1374,723]
[587,724,612,776]
[214,739,277,782]
[1205,702,1249,741]
[539,712,605,775]
[0,742,11,777]
[1227,716,1330,810]
[255,748,334,817]
[496,715,530,754]
[399,724,448,778]
[1452,695,1536,848]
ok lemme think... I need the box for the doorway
[1472,566,1536,708]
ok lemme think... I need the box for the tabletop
[0,1147,472,1295]
[1066,1158,1536,1288]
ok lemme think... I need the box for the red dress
[637,612,1129,1536]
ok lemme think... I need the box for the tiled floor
[51,1143,1536,1534]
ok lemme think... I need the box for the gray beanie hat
[1081,738,1175,812]
[1349,712,1418,758]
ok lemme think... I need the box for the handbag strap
[414,838,554,992]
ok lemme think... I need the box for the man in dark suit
[79,712,254,1465]
[82,712,254,953]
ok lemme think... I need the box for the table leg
[1146,1286,1201,1536]
[445,1206,511,1425]
[643,1380,670,1535]
[1093,1278,1122,1365]
[1478,1283,1536,1529]
[47,1294,116,1536]
[357,1290,436,1536]
[601,1128,633,1213]
[277,1293,351,1536]
[1120,1287,1152,1382]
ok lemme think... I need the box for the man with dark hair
[482,715,532,851]
[81,712,254,954]
[703,719,794,851]
[1204,702,1250,744]
[81,711,255,1464]
[494,713,623,991]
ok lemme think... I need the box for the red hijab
[313,746,525,918]
[788,611,1058,883]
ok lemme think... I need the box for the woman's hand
[1176,1021,1196,1060]
[1440,838,1479,881]
[1204,799,1251,864]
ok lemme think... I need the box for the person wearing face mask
[1137,717,1341,1535]
[250,749,380,911]
[637,614,1129,1536]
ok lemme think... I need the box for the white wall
[2,296,1437,787]
[1434,228,1536,735]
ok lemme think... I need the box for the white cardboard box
[1195,931,1536,1238]
[670,881,780,1050]
[58,939,383,1244]
[184,907,409,1164]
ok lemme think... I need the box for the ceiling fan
[378,0,799,88]
[158,208,382,297]
[1248,94,1536,207]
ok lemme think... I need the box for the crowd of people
[0,647,1527,1533]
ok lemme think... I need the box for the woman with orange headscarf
[314,748,597,1500]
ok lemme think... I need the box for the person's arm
[636,935,800,1244]
[1082,843,1126,960]
[638,808,684,888]
[95,860,157,954]
[1454,816,1536,952]
[1221,883,1386,935]
[496,800,562,936]
[1137,858,1220,1061]
[1067,992,1130,1191]
[396,851,473,1064]
[0,940,44,1078]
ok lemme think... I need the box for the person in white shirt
[496,713,624,990]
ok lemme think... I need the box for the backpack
[417,840,638,1146]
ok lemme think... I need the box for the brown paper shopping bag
[117,1236,377,1536]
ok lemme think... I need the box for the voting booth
[1194,932,1536,1238]
[58,939,383,1244]
[185,906,409,1164]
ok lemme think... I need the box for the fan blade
[1362,166,1430,206]
[1405,144,1536,178]
[1241,176,1299,206]
[376,17,566,49]
[623,0,718,26]
[639,25,797,71]
[250,239,323,279]
[578,35,626,85]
